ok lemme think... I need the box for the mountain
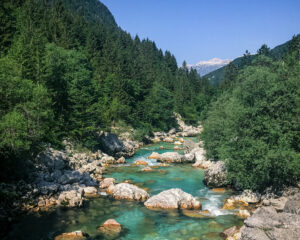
[187,58,231,76]
[204,37,296,86]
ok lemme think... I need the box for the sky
[100,0,300,65]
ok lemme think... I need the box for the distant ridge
[187,58,232,76]
[203,36,298,86]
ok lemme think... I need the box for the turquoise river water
[7,139,243,240]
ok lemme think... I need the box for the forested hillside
[202,35,300,191]
[204,37,297,86]
[0,0,213,180]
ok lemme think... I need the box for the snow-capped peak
[187,58,232,76]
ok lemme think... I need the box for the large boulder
[192,148,212,169]
[283,198,300,215]
[262,196,288,211]
[144,188,201,210]
[107,183,149,201]
[36,147,67,172]
[203,161,228,187]
[156,152,183,163]
[241,206,300,240]
[97,132,133,158]
[183,140,198,154]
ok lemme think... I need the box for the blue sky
[101,0,300,65]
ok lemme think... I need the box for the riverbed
[7,139,243,240]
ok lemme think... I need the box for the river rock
[83,187,98,197]
[283,198,300,215]
[133,159,148,165]
[241,205,300,240]
[152,137,161,143]
[236,209,251,218]
[54,230,88,240]
[182,209,211,218]
[144,188,201,209]
[37,181,59,195]
[36,147,67,172]
[183,140,198,153]
[174,141,182,145]
[98,219,122,237]
[182,153,195,162]
[101,155,116,165]
[234,190,261,204]
[141,167,153,172]
[175,113,202,137]
[148,152,160,159]
[116,156,126,164]
[262,196,288,211]
[156,152,183,163]
[107,183,149,201]
[221,226,241,239]
[163,137,174,143]
[56,189,84,207]
[203,161,227,187]
[97,132,134,158]
[58,170,83,185]
[99,178,115,189]
[192,148,212,169]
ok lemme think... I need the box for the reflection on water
[6,139,243,240]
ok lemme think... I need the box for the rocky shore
[183,137,300,240]
[0,114,203,238]
[2,113,298,240]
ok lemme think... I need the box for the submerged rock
[203,161,227,187]
[107,183,149,201]
[133,160,148,165]
[144,188,201,210]
[182,209,211,218]
[141,167,153,172]
[174,141,182,145]
[163,137,174,143]
[54,230,88,240]
[98,219,122,237]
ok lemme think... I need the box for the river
[7,138,243,240]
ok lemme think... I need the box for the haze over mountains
[187,58,232,76]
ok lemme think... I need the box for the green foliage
[0,0,213,181]
[0,56,53,180]
[205,35,300,86]
[202,55,300,191]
